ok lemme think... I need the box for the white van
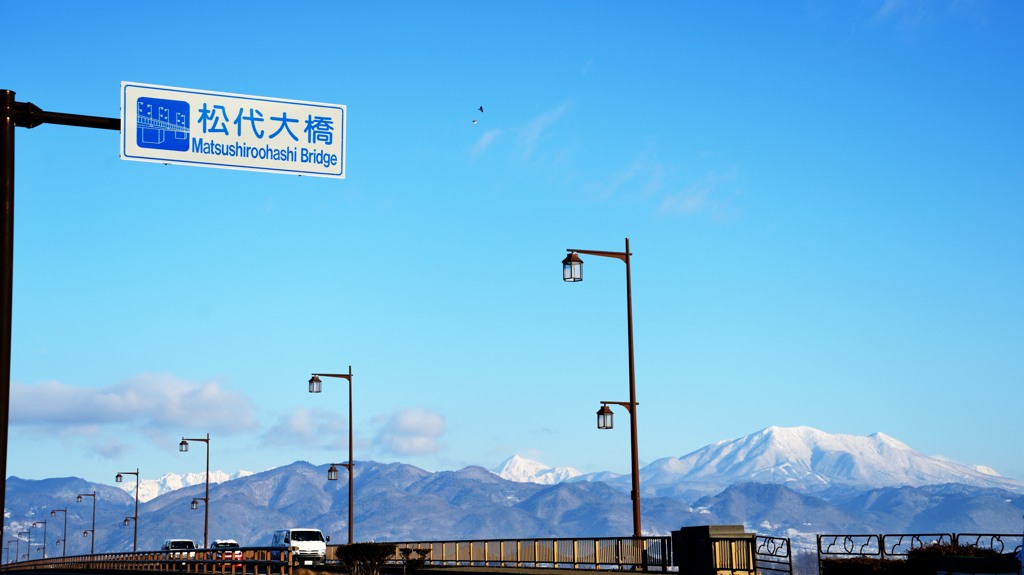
[270,528,330,566]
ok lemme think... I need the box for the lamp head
[597,404,614,429]
[115,473,123,483]
[327,464,339,481]
[308,375,322,393]
[179,439,189,452]
[562,252,583,282]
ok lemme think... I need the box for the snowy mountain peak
[117,470,254,502]
[491,454,582,484]
[666,425,1023,492]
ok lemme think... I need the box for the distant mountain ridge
[119,426,1023,499]
[7,426,1023,555]
[494,426,1023,499]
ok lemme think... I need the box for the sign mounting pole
[1,89,120,544]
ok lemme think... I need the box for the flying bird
[472,119,478,125]
[478,106,484,113]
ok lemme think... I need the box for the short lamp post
[308,365,355,544]
[17,532,28,561]
[115,468,140,551]
[76,491,96,555]
[49,508,67,557]
[179,433,210,548]
[31,520,46,559]
[563,237,643,539]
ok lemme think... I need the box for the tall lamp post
[30,520,46,559]
[76,491,96,554]
[49,508,67,557]
[563,237,643,539]
[115,468,140,551]
[179,433,210,548]
[16,531,28,561]
[308,365,355,544]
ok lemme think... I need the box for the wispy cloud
[371,407,446,456]
[471,128,503,157]
[468,101,572,161]
[11,374,259,435]
[871,0,985,32]
[517,102,571,160]
[658,169,737,217]
[598,159,668,201]
[873,0,931,28]
[261,407,347,450]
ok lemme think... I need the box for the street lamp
[307,365,355,544]
[179,433,210,548]
[563,237,643,539]
[31,520,46,559]
[115,468,140,551]
[17,532,28,561]
[76,491,96,554]
[6,539,16,564]
[49,508,67,557]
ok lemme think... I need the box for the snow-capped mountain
[9,426,1024,554]
[637,426,1024,496]
[118,470,254,502]
[491,454,582,484]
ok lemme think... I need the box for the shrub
[335,542,396,575]
[398,547,431,575]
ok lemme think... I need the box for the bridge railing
[0,534,793,574]
[1,547,291,574]
[816,532,1024,574]
[378,536,673,571]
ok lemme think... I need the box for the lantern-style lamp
[309,375,322,394]
[597,404,614,429]
[327,464,340,481]
[562,252,583,282]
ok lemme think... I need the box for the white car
[161,539,196,569]
[213,539,243,567]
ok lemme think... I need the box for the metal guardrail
[0,534,793,574]
[754,535,793,575]
[816,532,1024,574]
[380,536,673,571]
[1,547,293,574]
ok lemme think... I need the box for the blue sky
[4,0,1022,488]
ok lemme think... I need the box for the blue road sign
[120,82,346,179]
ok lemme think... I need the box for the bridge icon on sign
[136,97,190,151]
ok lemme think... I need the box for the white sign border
[120,81,346,179]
